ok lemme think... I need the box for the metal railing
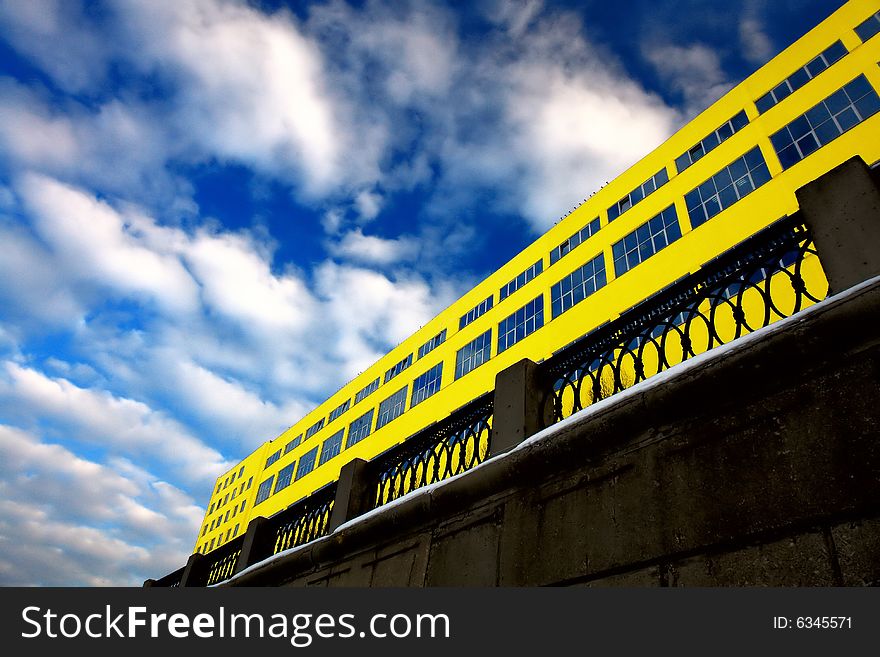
[263,482,336,557]
[370,392,494,509]
[538,215,827,423]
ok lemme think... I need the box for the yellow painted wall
[194,0,880,554]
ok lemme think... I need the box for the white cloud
[329,229,418,267]
[354,189,383,222]
[18,173,201,315]
[114,0,369,198]
[0,425,200,585]
[643,42,733,116]
[315,262,451,378]
[740,15,775,65]
[0,362,230,486]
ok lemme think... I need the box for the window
[225,529,231,541]
[354,378,380,404]
[209,503,215,514]
[770,75,880,170]
[231,489,236,499]
[239,482,244,494]
[549,218,600,265]
[550,254,607,318]
[202,524,208,536]
[209,539,215,550]
[675,110,749,172]
[254,476,274,505]
[240,500,246,512]
[347,409,374,448]
[411,363,443,407]
[376,386,408,430]
[329,399,351,423]
[755,41,847,113]
[305,418,325,439]
[233,524,239,538]
[856,11,880,41]
[459,296,493,330]
[607,168,669,221]
[274,463,295,494]
[238,466,244,478]
[247,476,253,489]
[224,510,230,522]
[231,506,237,517]
[284,435,302,454]
[455,330,492,380]
[612,205,682,277]
[319,429,344,465]
[497,296,544,354]
[295,447,318,481]
[684,147,772,228]
[500,260,544,300]
[223,494,229,504]
[384,353,413,383]
[418,329,447,359]
[265,449,281,468]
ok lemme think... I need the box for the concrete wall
[226,275,880,587]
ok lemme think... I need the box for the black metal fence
[370,392,494,508]
[538,215,826,423]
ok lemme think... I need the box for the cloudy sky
[0,0,843,586]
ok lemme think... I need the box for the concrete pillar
[234,516,270,575]
[327,458,375,533]
[796,156,880,295]
[178,552,206,588]
[489,358,550,457]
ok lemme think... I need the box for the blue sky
[0,0,844,586]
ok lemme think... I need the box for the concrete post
[489,358,549,457]
[327,458,375,533]
[796,156,880,295]
[178,552,206,587]
[234,516,270,575]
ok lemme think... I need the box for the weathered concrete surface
[226,279,880,587]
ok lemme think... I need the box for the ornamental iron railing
[264,482,336,557]
[202,535,244,586]
[370,393,494,509]
[539,214,827,423]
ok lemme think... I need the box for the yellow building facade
[194,0,880,555]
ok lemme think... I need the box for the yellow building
[194,0,880,555]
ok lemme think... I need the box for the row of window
[202,497,248,541]
[354,377,379,404]
[770,74,880,170]
[500,260,544,300]
[209,476,253,515]
[459,295,494,330]
[199,522,240,553]
[755,40,846,113]
[675,110,749,173]
[328,398,350,423]
[607,168,669,222]
[305,417,325,439]
[549,218,600,265]
[215,464,246,494]
[685,147,771,229]
[418,329,447,359]
[384,353,413,383]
